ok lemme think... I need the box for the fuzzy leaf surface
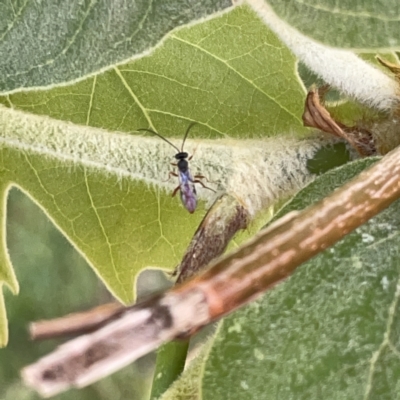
[0,0,232,92]
[0,5,309,345]
[266,0,400,50]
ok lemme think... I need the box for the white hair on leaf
[246,0,399,112]
[0,105,332,217]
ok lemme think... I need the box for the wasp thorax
[177,158,188,172]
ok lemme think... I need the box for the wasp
[138,123,215,213]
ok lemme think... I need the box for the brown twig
[176,193,249,283]
[29,194,249,341]
[30,303,126,341]
[22,144,400,397]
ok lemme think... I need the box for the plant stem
[149,340,189,399]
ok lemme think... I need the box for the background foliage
[1,1,399,399]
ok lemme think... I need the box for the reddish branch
[22,143,400,397]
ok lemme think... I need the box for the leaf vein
[113,66,155,130]
[0,0,30,42]
[4,0,99,80]
[170,34,302,125]
[293,1,400,22]
[363,278,400,399]
[83,168,128,299]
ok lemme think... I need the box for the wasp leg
[188,143,201,161]
[163,171,179,182]
[193,174,216,184]
[172,185,181,197]
[193,179,216,193]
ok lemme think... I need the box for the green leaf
[158,337,215,400]
[0,5,311,346]
[2,189,152,399]
[0,0,232,92]
[165,157,400,399]
[1,5,307,137]
[306,142,350,175]
[266,0,400,50]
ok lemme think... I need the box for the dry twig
[22,144,400,397]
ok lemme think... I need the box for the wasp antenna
[181,122,197,152]
[138,128,180,153]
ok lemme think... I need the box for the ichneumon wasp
[138,122,215,213]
